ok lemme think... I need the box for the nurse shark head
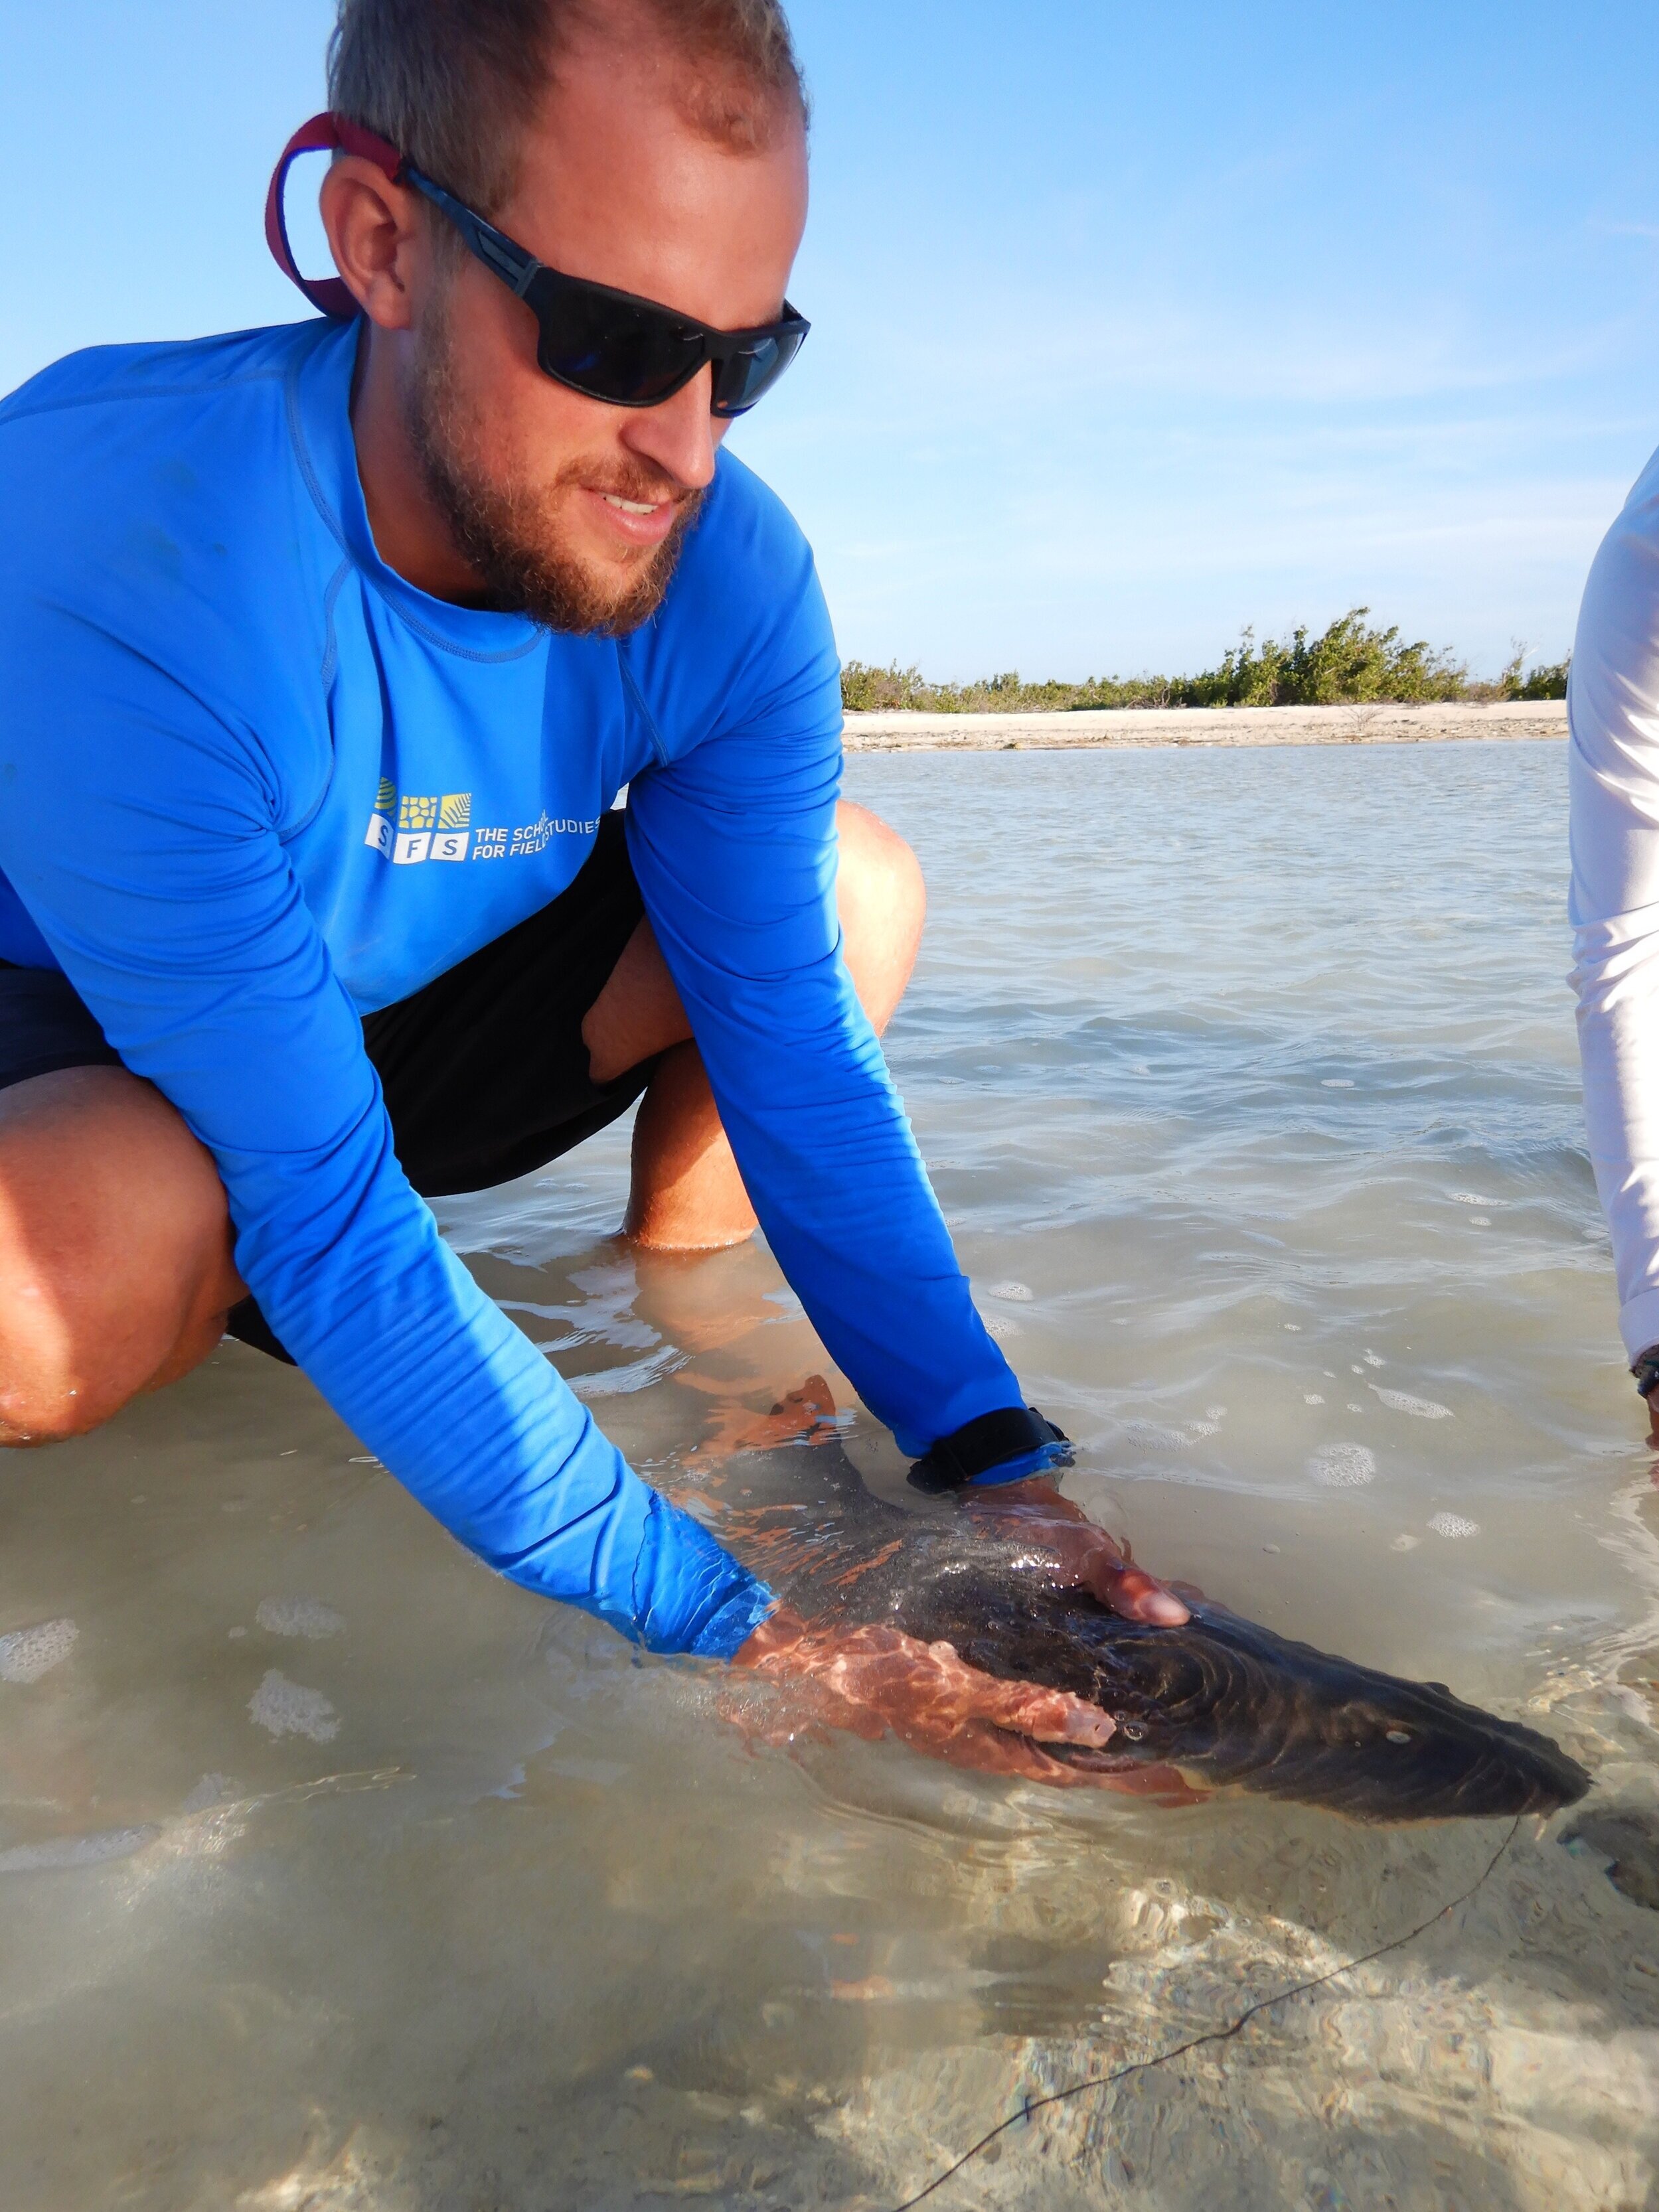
[319,0,811,633]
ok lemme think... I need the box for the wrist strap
[1634,1345,1659,1400]
[908,1405,1069,1495]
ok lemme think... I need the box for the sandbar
[843,699,1567,752]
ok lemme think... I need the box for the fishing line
[887,1814,1520,2212]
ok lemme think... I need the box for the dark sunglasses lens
[536,287,704,405]
[710,325,808,417]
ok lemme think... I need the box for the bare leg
[0,1066,243,1444]
[0,802,923,1439]
[622,1044,757,1246]
[582,800,927,1250]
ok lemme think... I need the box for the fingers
[929,1728,1205,1797]
[1060,1702,1117,1746]
[809,1629,1117,1750]
[1093,1558,1191,1626]
[1059,1531,1190,1623]
[928,1655,1114,1748]
[926,1720,1088,1785]
[1065,1533,1192,1625]
[969,1495,1192,1629]
[730,1621,1133,1793]
[1085,1761,1208,1807]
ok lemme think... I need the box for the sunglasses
[268,113,810,419]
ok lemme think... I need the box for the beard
[402,291,704,637]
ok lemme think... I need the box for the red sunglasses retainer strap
[265,111,408,319]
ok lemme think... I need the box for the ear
[319,155,430,331]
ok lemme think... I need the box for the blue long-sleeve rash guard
[0,317,1025,1657]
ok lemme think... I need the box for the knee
[836,801,927,932]
[0,1220,154,1444]
[0,1246,97,1444]
[0,1067,240,1443]
[0,1396,91,1449]
[834,802,927,1027]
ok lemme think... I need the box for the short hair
[328,0,807,219]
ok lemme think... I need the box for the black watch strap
[908,1404,1069,1495]
[1634,1345,1659,1400]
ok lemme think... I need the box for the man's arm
[0,603,769,1658]
[1569,458,1659,1390]
[625,642,1029,1461]
[626,543,1192,1622]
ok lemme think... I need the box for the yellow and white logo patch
[366,790,472,865]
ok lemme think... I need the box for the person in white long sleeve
[1569,441,1659,1407]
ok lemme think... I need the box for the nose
[620,366,721,496]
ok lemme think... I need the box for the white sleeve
[1569,442,1659,1362]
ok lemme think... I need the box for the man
[0,0,1183,1764]
[1571,440,1659,1422]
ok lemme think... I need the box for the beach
[844,698,1569,751]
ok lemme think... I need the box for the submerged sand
[844,698,1568,751]
[5,737,1649,2212]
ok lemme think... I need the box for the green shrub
[1516,659,1569,700]
[840,613,1569,713]
[1176,609,1467,707]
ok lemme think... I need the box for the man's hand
[732,1605,1119,1787]
[702,1372,1193,1627]
[963,1475,1192,1625]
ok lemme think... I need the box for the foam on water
[0,1618,78,1684]
[1371,1385,1454,1418]
[1308,1442,1378,1487]
[248,1671,341,1743]
[255,1597,345,1641]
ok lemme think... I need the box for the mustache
[561,460,702,514]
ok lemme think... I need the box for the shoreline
[842,699,1568,751]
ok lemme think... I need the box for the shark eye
[1120,1722,1146,1741]
[1386,1728,1413,1745]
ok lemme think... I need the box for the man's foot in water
[681,1372,845,1468]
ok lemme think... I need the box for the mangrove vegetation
[840,609,1570,714]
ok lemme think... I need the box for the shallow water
[3,739,1658,2211]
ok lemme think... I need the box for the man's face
[402,39,808,634]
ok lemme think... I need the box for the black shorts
[0,810,655,1361]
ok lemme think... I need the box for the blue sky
[3,1,1656,679]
